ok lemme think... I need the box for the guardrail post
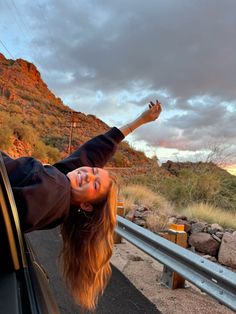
[160,224,188,289]
[114,200,125,244]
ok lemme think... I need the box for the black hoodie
[2,127,124,232]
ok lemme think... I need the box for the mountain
[1,53,235,211]
[0,53,155,168]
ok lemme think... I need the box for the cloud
[25,0,236,99]
[2,0,236,163]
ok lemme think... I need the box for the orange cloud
[224,164,236,176]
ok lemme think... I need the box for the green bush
[45,145,61,163]
[8,118,38,145]
[32,141,61,164]
[0,125,12,150]
[32,141,48,161]
[112,151,124,167]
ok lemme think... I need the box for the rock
[211,234,222,243]
[0,52,6,60]
[218,232,236,269]
[202,255,217,262]
[168,217,177,225]
[134,210,144,219]
[208,223,224,234]
[225,228,234,233]
[189,218,199,224]
[135,205,149,212]
[134,218,146,227]
[190,222,207,234]
[215,232,224,239]
[128,255,144,261]
[125,209,136,221]
[141,210,153,218]
[177,215,188,221]
[189,233,220,256]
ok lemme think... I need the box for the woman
[2,100,162,310]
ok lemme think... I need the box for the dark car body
[0,153,60,314]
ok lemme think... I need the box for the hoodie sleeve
[54,127,124,174]
[2,152,71,232]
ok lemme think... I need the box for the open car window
[0,153,60,314]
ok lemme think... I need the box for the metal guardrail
[115,216,236,312]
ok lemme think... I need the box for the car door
[0,153,60,314]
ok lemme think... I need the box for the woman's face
[67,166,111,208]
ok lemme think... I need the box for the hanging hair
[59,175,118,311]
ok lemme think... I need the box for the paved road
[28,228,161,314]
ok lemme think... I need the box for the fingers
[149,99,162,110]
[149,101,154,108]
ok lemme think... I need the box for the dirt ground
[111,239,235,314]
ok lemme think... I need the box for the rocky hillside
[0,53,154,168]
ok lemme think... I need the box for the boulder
[168,216,177,225]
[190,222,207,234]
[208,223,224,234]
[176,215,188,221]
[133,218,146,227]
[189,218,199,224]
[215,231,224,239]
[189,232,220,256]
[202,255,217,262]
[125,209,136,221]
[218,232,236,269]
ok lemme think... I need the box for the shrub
[0,125,12,150]
[112,151,125,167]
[32,141,48,161]
[180,202,236,229]
[32,141,61,164]
[45,145,61,163]
[8,118,38,146]
[120,184,173,215]
[146,212,169,232]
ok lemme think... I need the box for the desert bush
[32,141,48,161]
[180,202,236,229]
[120,184,173,215]
[8,118,38,146]
[43,136,68,151]
[146,212,169,232]
[8,103,22,114]
[45,145,61,163]
[112,151,125,167]
[32,140,61,163]
[0,125,12,150]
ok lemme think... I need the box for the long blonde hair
[60,177,117,311]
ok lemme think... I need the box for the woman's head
[67,166,111,211]
[60,172,118,311]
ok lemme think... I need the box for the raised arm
[119,100,162,137]
[54,100,162,174]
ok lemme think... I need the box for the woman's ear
[80,202,94,212]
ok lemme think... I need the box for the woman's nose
[86,172,95,182]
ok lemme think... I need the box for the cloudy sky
[1,0,236,173]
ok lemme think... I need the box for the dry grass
[120,184,173,215]
[180,202,236,229]
[146,212,169,232]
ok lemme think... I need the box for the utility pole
[65,110,82,154]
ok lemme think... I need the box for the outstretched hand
[140,100,162,124]
[119,100,162,137]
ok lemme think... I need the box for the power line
[0,39,15,59]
